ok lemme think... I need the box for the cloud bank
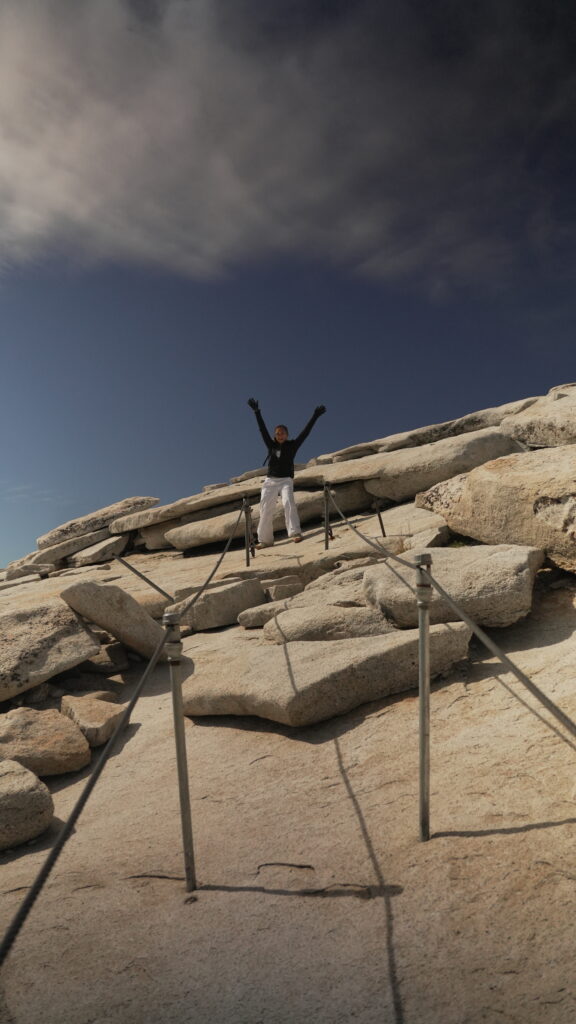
[1,0,574,291]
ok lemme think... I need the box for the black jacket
[254,408,322,478]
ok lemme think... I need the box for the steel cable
[327,489,576,739]
[0,505,246,968]
[0,632,169,969]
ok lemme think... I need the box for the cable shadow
[195,881,403,900]
[0,817,71,867]
[333,735,405,1024]
[434,816,576,839]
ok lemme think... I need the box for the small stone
[0,760,54,851]
[0,708,91,776]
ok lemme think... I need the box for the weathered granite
[60,582,168,659]
[165,482,371,551]
[416,446,576,571]
[37,497,159,549]
[169,578,267,630]
[0,760,54,851]
[500,383,576,447]
[292,428,521,494]
[262,604,396,643]
[6,529,112,578]
[108,482,265,533]
[60,692,124,747]
[0,600,100,703]
[363,428,524,502]
[76,642,130,675]
[363,544,545,628]
[0,708,91,775]
[67,534,129,567]
[306,397,538,468]
[182,622,471,726]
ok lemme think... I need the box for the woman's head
[274,424,289,442]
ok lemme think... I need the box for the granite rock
[0,708,91,775]
[0,760,54,850]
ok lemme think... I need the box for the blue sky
[1,0,575,565]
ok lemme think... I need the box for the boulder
[67,534,129,567]
[262,605,396,643]
[500,383,576,447]
[6,528,112,578]
[363,428,524,502]
[415,446,576,571]
[363,544,545,628]
[0,760,54,851]
[0,708,91,775]
[37,497,159,549]
[292,428,521,494]
[165,482,371,551]
[60,692,124,747]
[237,567,381,628]
[0,599,100,703]
[182,622,471,726]
[60,582,168,660]
[169,578,267,630]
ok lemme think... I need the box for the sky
[1,0,576,566]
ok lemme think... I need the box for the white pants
[257,476,301,545]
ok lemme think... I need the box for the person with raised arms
[247,398,326,547]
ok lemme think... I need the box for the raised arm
[293,405,326,451]
[247,398,274,449]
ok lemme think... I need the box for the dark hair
[275,424,288,433]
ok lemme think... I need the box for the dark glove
[314,404,326,417]
[248,398,259,411]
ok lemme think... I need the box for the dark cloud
[0,0,575,292]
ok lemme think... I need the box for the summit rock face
[1,383,576,1018]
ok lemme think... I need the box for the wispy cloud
[0,482,65,505]
[0,0,574,291]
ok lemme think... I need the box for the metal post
[324,484,331,550]
[242,497,251,567]
[163,610,197,891]
[415,553,432,842]
[372,501,387,539]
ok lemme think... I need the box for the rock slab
[262,605,396,643]
[60,582,168,660]
[0,760,54,851]
[363,544,545,627]
[37,497,159,549]
[61,693,124,747]
[416,446,576,571]
[182,622,471,726]
[0,599,101,703]
[170,578,267,630]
